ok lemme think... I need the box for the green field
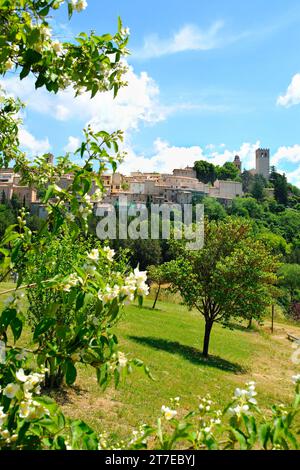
[54,296,300,439]
[1,282,300,440]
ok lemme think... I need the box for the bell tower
[255,148,270,180]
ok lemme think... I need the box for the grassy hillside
[55,298,300,439]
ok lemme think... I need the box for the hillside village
[0,148,272,216]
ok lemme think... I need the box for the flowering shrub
[0,0,149,394]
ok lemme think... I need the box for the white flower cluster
[103,246,115,262]
[122,268,149,298]
[40,25,52,41]
[91,189,103,202]
[71,0,88,12]
[197,395,222,436]
[128,424,148,447]
[98,268,149,305]
[52,40,63,55]
[228,382,257,417]
[0,369,49,446]
[161,405,177,421]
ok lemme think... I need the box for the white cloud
[285,166,300,187]
[134,22,225,59]
[277,74,300,107]
[1,65,166,133]
[18,128,51,155]
[64,136,81,153]
[273,144,300,165]
[118,139,260,175]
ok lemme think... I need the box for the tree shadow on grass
[132,304,162,312]
[129,335,247,374]
[45,385,87,406]
[225,322,258,333]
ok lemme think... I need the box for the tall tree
[241,170,255,193]
[164,219,279,357]
[216,162,240,181]
[194,161,217,185]
[251,175,266,201]
[270,170,289,206]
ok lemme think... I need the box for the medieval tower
[255,148,270,180]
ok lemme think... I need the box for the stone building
[255,148,270,180]
[233,155,242,172]
[0,169,37,206]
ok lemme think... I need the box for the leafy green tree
[278,264,300,305]
[194,160,217,185]
[257,230,291,257]
[164,219,279,357]
[147,264,169,309]
[230,197,264,219]
[251,175,266,201]
[202,196,227,220]
[270,170,289,206]
[216,162,240,181]
[241,170,255,193]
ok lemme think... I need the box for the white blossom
[16,369,28,383]
[3,383,20,399]
[118,352,128,368]
[72,0,88,12]
[87,249,99,262]
[52,40,63,54]
[40,25,52,40]
[103,246,115,262]
[4,59,14,71]
[161,405,177,421]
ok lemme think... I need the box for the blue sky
[3,0,300,184]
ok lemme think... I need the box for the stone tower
[233,155,242,173]
[255,148,270,180]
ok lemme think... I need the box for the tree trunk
[152,284,161,309]
[202,320,213,358]
[247,317,253,329]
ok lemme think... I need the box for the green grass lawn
[1,282,300,440]
[56,297,300,439]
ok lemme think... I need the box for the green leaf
[65,360,77,385]
[118,16,122,33]
[10,316,23,342]
[38,6,50,16]
[33,318,56,341]
[20,65,30,80]
[76,292,85,311]
[0,307,17,330]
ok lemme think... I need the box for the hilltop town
[0,148,272,216]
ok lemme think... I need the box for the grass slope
[57,298,300,438]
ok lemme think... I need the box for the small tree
[164,218,279,357]
[148,264,169,309]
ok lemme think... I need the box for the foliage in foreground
[0,352,299,450]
